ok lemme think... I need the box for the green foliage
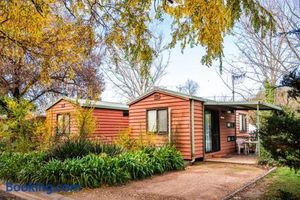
[46,139,123,161]
[0,145,184,188]
[257,146,278,167]
[281,68,300,100]
[0,97,44,152]
[0,152,46,182]
[264,80,276,103]
[264,167,300,200]
[260,107,300,171]
[115,128,159,151]
[74,103,96,139]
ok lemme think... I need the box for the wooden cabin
[46,97,129,143]
[129,88,281,160]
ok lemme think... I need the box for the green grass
[264,167,300,200]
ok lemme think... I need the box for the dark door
[205,110,220,152]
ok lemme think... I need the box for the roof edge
[129,87,207,106]
[46,97,128,111]
[204,101,282,111]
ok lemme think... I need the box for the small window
[227,136,236,142]
[57,113,70,135]
[226,122,235,128]
[239,114,247,132]
[123,110,129,117]
[147,108,168,134]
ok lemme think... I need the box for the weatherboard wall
[129,91,204,160]
[46,99,129,142]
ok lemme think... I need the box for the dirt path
[66,162,267,200]
[231,177,273,200]
[0,190,24,200]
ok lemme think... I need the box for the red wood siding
[46,100,78,135]
[205,108,236,158]
[193,101,204,159]
[90,109,129,142]
[46,99,129,142]
[129,92,196,160]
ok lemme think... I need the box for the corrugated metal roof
[129,87,281,111]
[129,87,212,105]
[46,97,128,111]
[204,101,282,111]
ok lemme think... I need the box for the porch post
[168,108,172,144]
[256,102,260,156]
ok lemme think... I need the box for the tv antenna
[231,70,246,101]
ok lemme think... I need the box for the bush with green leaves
[46,139,123,160]
[260,107,300,171]
[257,146,278,166]
[0,152,46,182]
[0,97,44,152]
[0,145,184,188]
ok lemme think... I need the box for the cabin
[129,87,281,160]
[46,97,129,142]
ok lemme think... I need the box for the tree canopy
[4,0,275,67]
[0,0,276,108]
[0,0,104,111]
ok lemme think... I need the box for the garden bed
[0,140,184,189]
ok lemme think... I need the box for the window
[57,113,70,135]
[239,114,247,132]
[123,110,129,117]
[226,122,235,128]
[147,109,168,134]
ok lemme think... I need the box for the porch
[205,154,257,165]
[203,101,282,159]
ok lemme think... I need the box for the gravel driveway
[67,162,267,200]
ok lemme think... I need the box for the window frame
[56,113,71,136]
[123,110,129,117]
[239,114,247,132]
[146,108,168,135]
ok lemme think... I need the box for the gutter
[190,99,195,164]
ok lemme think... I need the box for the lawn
[232,167,300,200]
[264,167,300,200]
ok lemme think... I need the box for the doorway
[205,110,220,153]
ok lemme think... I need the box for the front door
[205,110,220,152]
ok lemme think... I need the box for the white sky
[102,35,242,103]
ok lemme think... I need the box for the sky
[101,35,242,103]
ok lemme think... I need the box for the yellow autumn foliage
[0,0,96,83]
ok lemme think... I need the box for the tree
[74,102,96,140]
[219,0,299,103]
[281,67,300,101]
[260,66,300,171]
[18,0,275,69]
[177,79,199,96]
[0,98,43,152]
[1,0,276,107]
[260,108,300,171]
[103,35,169,100]
[0,0,104,111]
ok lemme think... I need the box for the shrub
[0,97,46,152]
[0,145,184,188]
[260,107,300,171]
[115,128,159,150]
[0,151,46,182]
[46,139,123,160]
[257,146,278,166]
